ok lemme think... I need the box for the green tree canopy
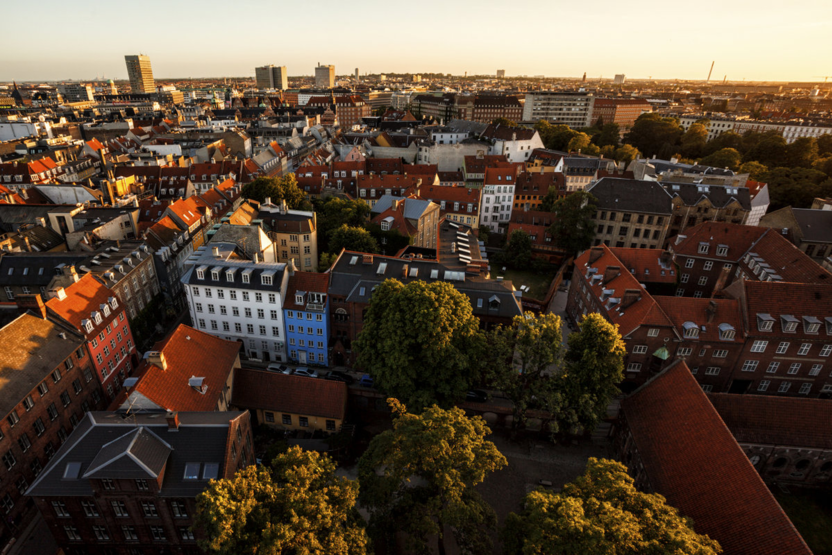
[502,458,722,555]
[241,174,309,209]
[359,400,507,554]
[784,137,819,168]
[701,131,744,157]
[354,279,486,410]
[329,224,379,254]
[498,229,533,268]
[738,161,768,181]
[486,313,564,431]
[194,446,369,555]
[624,114,683,158]
[699,147,742,171]
[491,117,517,127]
[534,121,579,151]
[547,191,598,256]
[567,132,600,156]
[313,196,371,251]
[613,144,641,165]
[745,133,787,168]
[679,123,709,159]
[762,167,832,210]
[818,134,832,157]
[594,123,621,148]
[553,313,626,435]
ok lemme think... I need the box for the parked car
[324,370,355,385]
[267,364,290,373]
[293,367,318,378]
[358,374,374,388]
[280,367,294,375]
[466,390,488,403]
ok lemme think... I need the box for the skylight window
[202,463,219,480]
[183,463,200,480]
[63,462,82,480]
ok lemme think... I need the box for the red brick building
[28,411,253,555]
[306,95,370,127]
[590,98,652,131]
[617,360,812,555]
[0,302,105,550]
[512,172,564,212]
[507,210,566,264]
[46,274,138,401]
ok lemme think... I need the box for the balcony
[305,302,325,313]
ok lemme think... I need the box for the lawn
[774,487,832,555]
[497,267,556,300]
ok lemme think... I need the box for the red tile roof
[732,280,832,338]
[671,222,767,260]
[622,360,812,555]
[743,228,832,285]
[708,393,832,450]
[654,296,743,343]
[125,325,239,412]
[283,272,330,310]
[45,274,120,335]
[516,171,564,196]
[612,248,677,284]
[483,167,517,186]
[232,368,347,420]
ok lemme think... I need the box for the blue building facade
[282,271,330,367]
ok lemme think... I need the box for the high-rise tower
[124,54,155,93]
[255,65,288,90]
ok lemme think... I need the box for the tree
[477,224,491,244]
[313,196,371,251]
[762,167,832,210]
[486,313,564,431]
[613,144,640,165]
[818,134,832,157]
[354,280,486,410]
[534,121,579,151]
[240,174,309,209]
[701,131,743,157]
[738,161,768,181]
[624,114,683,158]
[491,117,517,127]
[548,191,598,256]
[699,147,742,171]
[745,133,788,168]
[499,229,533,268]
[359,400,507,554]
[552,313,626,435]
[784,137,819,168]
[502,458,722,555]
[319,251,338,270]
[680,123,709,159]
[195,446,369,555]
[329,224,379,254]
[567,132,600,156]
[594,123,621,148]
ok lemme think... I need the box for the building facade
[255,65,288,90]
[124,55,155,94]
[314,64,335,88]
[283,270,330,366]
[521,91,594,127]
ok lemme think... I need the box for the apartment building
[481,167,517,233]
[587,178,673,249]
[283,271,330,367]
[255,65,288,90]
[418,185,481,228]
[590,98,651,131]
[521,91,594,127]
[315,64,335,88]
[370,196,441,249]
[124,55,155,94]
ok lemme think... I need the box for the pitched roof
[283,272,330,310]
[732,280,832,338]
[481,123,536,141]
[622,360,812,555]
[654,296,743,343]
[115,325,240,413]
[587,177,674,215]
[611,248,677,284]
[791,208,832,243]
[232,368,347,420]
[45,274,120,334]
[708,393,832,450]
[671,222,767,260]
[83,427,172,479]
[662,181,752,210]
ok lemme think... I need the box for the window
[757,380,770,392]
[282,414,292,425]
[703,261,713,271]
[33,417,45,437]
[698,276,708,286]
[299,416,309,427]
[632,345,648,354]
[22,395,34,411]
[111,500,128,517]
[64,526,81,541]
[766,362,780,374]
[38,381,49,395]
[788,363,801,375]
[93,526,110,541]
[142,501,158,518]
[820,344,832,357]
[776,342,790,354]
[184,463,200,480]
[203,463,219,480]
[7,411,19,427]
[778,381,792,393]
[52,368,62,383]
[810,364,822,376]
[136,479,149,491]
[799,383,812,395]
[647,328,659,337]
[102,478,115,490]
[180,527,195,541]
[171,501,188,518]
[61,391,71,407]
[17,434,31,452]
[122,526,138,541]
[326,419,336,431]
[82,500,99,517]
[626,362,642,372]
[72,379,82,395]
[265,411,275,423]
[750,340,768,353]
[713,349,728,358]
[53,500,70,517]
[47,403,58,421]
[797,343,812,356]
[698,243,709,254]
[705,367,721,376]
[677,347,693,356]
[741,360,759,372]
[681,274,689,283]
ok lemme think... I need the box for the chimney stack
[15,294,47,319]
[147,351,167,370]
[621,289,641,309]
[588,247,604,265]
[706,300,717,323]
[166,411,180,431]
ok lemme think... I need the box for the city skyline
[2,0,832,82]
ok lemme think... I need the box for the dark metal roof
[587,178,674,215]
[661,181,752,211]
[84,427,172,479]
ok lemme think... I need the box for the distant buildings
[590,98,650,131]
[255,65,288,91]
[56,83,94,103]
[315,64,335,88]
[521,91,594,127]
[124,54,155,94]
[613,73,626,84]
[496,69,506,78]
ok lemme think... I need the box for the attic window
[430,269,439,279]
[83,319,93,333]
[183,463,200,480]
[295,293,304,305]
[781,315,799,333]
[716,245,728,256]
[409,267,418,278]
[242,270,252,284]
[489,295,501,310]
[803,316,821,334]
[261,274,273,286]
[108,297,118,310]
[682,322,699,338]
[377,263,387,275]
[477,298,483,308]
[698,243,709,254]
[757,313,775,332]
[226,269,236,282]
[359,287,366,297]
[63,462,82,480]
[202,463,219,480]
[196,267,206,280]
[211,269,219,281]
[93,312,102,325]
[718,323,735,341]
[349,256,358,265]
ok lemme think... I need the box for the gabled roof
[45,273,120,335]
[481,123,536,141]
[790,208,832,243]
[662,181,752,211]
[671,222,767,260]
[730,280,832,338]
[83,427,172,479]
[145,216,185,249]
[233,368,347,421]
[283,272,330,310]
[654,296,743,343]
[587,178,674,215]
[612,248,677,284]
[622,360,812,555]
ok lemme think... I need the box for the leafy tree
[701,131,744,157]
[359,400,507,554]
[567,132,600,156]
[680,123,709,159]
[195,446,369,555]
[548,191,598,256]
[613,144,641,165]
[241,174,309,209]
[699,147,742,171]
[624,113,683,158]
[491,117,517,127]
[354,279,486,410]
[540,188,561,213]
[313,196,371,251]
[594,123,621,148]
[814,156,832,178]
[762,167,832,210]
[784,137,819,168]
[818,134,832,157]
[329,224,379,254]
[502,458,722,555]
[319,251,338,270]
[552,313,626,435]
[498,229,533,268]
[365,223,412,256]
[486,313,564,431]
[534,121,579,151]
[478,224,491,244]
[745,133,787,168]
[738,161,768,181]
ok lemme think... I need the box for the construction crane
[814,76,832,83]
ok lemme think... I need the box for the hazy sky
[3,0,831,82]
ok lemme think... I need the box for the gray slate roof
[371,195,433,220]
[587,178,673,215]
[27,411,245,498]
[84,427,172,479]
[792,208,832,243]
[661,181,752,211]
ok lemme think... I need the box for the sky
[2,0,831,83]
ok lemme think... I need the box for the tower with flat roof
[124,54,155,93]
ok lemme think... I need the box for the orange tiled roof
[233,368,347,421]
[45,274,120,334]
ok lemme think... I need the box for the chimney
[288,257,297,275]
[588,247,604,264]
[212,246,220,258]
[706,300,717,323]
[362,254,374,264]
[62,265,80,283]
[147,351,167,370]
[264,196,271,205]
[711,265,732,299]
[49,287,67,301]
[402,264,409,278]
[660,250,672,267]
[621,289,641,309]
[166,411,180,431]
[15,294,47,319]
[603,265,620,283]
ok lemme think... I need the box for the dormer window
[781,315,799,333]
[93,312,102,325]
[226,269,236,282]
[211,270,219,281]
[242,271,251,284]
[109,297,118,310]
[716,245,728,256]
[826,317,832,335]
[489,295,501,310]
[83,319,93,333]
[196,268,205,280]
[295,294,304,304]
[718,323,735,341]
[757,313,775,332]
[698,243,709,254]
[101,305,110,317]
[803,316,821,334]
[261,274,273,286]
[682,321,699,338]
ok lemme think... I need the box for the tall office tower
[315,63,335,88]
[255,65,288,90]
[355,68,359,82]
[124,54,155,93]
[496,69,506,78]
